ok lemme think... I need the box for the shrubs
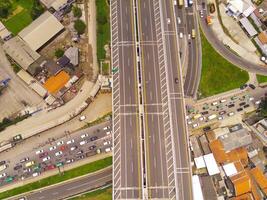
[74,19,86,35]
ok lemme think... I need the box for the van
[25,161,35,168]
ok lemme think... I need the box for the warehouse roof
[3,36,40,70]
[230,171,251,196]
[18,11,64,51]
[250,167,267,195]
[192,175,204,200]
[64,47,79,66]
[239,17,258,37]
[203,153,220,176]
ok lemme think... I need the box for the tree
[31,0,44,20]
[72,6,82,18]
[259,96,267,117]
[0,0,12,18]
[55,48,64,58]
[74,19,86,35]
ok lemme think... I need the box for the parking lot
[0,121,112,186]
[0,46,43,121]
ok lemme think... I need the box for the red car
[45,164,55,171]
[60,145,67,151]
[39,152,48,159]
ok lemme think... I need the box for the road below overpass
[10,167,112,200]
[112,0,193,199]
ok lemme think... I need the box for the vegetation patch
[96,0,110,63]
[257,74,267,84]
[0,157,112,199]
[69,187,112,200]
[199,31,249,98]
[0,114,29,132]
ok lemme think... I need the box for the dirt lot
[0,46,44,121]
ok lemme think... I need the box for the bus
[178,0,184,7]
[192,29,196,39]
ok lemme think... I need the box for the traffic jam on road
[0,122,112,186]
[186,89,262,129]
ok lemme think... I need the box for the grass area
[69,187,112,200]
[257,74,267,84]
[199,30,249,98]
[81,112,112,130]
[0,157,112,199]
[96,0,110,63]
[1,0,35,34]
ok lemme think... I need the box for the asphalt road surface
[199,0,267,75]
[111,0,142,199]
[11,167,112,200]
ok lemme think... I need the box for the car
[167,18,171,24]
[220,99,226,103]
[249,84,256,89]
[211,101,218,106]
[18,197,26,200]
[174,0,177,6]
[106,131,111,135]
[81,133,89,139]
[20,157,29,163]
[201,111,209,115]
[76,150,83,155]
[76,155,85,160]
[244,104,250,108]
[249,97,254,101]
[218,116,223,120]
[39,152,48,159]
[35,149,44,155]
[175,78,179,83]
[80,140,87,146]
[105,148,111,152]
[187,120,192,125]
[255,100,261,105]
[55,151,63,156]
[177,17,181,24]
[0,161,6,166]
[237,108,243,112]
[192,123,199,128]
[66,139,75,145]
[188,34,191,39]
[45,165,55,171]
[79,115,86,121]
[203,126,211,132]
[60,145,67,151]
[103,126,110,130]
[89,145,96,150]
[49,146,57,151]
[228,112,235,116]
[228,104,235,108]
[90,136,98,141]
[32,172,40,177]
[23,168,31,173]
[219,111,226,115]
[199,117,204,121]
[239,102,246,106]
[104,141,111,145]
[14,165,22,171]
[57,141,64,146]
[42,156,51,162]
[200,10,204,18]
[66,159,74,164]
[179,32,183,38]
[0,173,6,178]
[70,146,77,151]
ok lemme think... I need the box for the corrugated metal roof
[44,70,70,94]
[18,11,64,51]
[239,17,258,37]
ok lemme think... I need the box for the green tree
[72,6,82,18]
[74,19,86,35]
[0,0,12,18]
[259,96,267,117]
[55,48,64,58]
[31,0,44,20]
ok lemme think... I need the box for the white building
[226,0,255,18]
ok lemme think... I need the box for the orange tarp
[231,171,251,196]
[209,140,228,164]
[44,71,70,94]
[250,167,267,195]
[232,193,253,200]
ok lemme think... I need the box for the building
[3,36,41,71]
[64,47,79,66]
[43,70,70,94]
[18,11,64,51]
[239,17,258,37]
[0,22,11,41]
[226,0,255,18]
[218,128,252,152]
[255,31,267,56]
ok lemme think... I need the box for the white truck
[208,114,217,121]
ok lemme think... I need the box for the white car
[0,173,6,178]
[255,100,261,105]
[104,141,111,146]
[35,149,44,155]
[249,97,254,101]
[80,140,87,146]
[105,148,111,152]
[57,141,64,146]
[192,123,199,128]
[70,146,77,151]
[179,32,183,38]
[228,112,235,116]
[42,156,51,162]
[66,159,74,164]
[55,151,63,156]
[103,126,110,130]
[66,139,75,145]
[79,115,86,121]
[199,117,204,121]
[32,172,40,177]
[187,120,192,125]
[218,116,223,120]
[81,133,89,139]
[188,34,191,39]
[167,18,171,24]
[106,131,111,135]
[49,146,57,151]
[177,17,181,24]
